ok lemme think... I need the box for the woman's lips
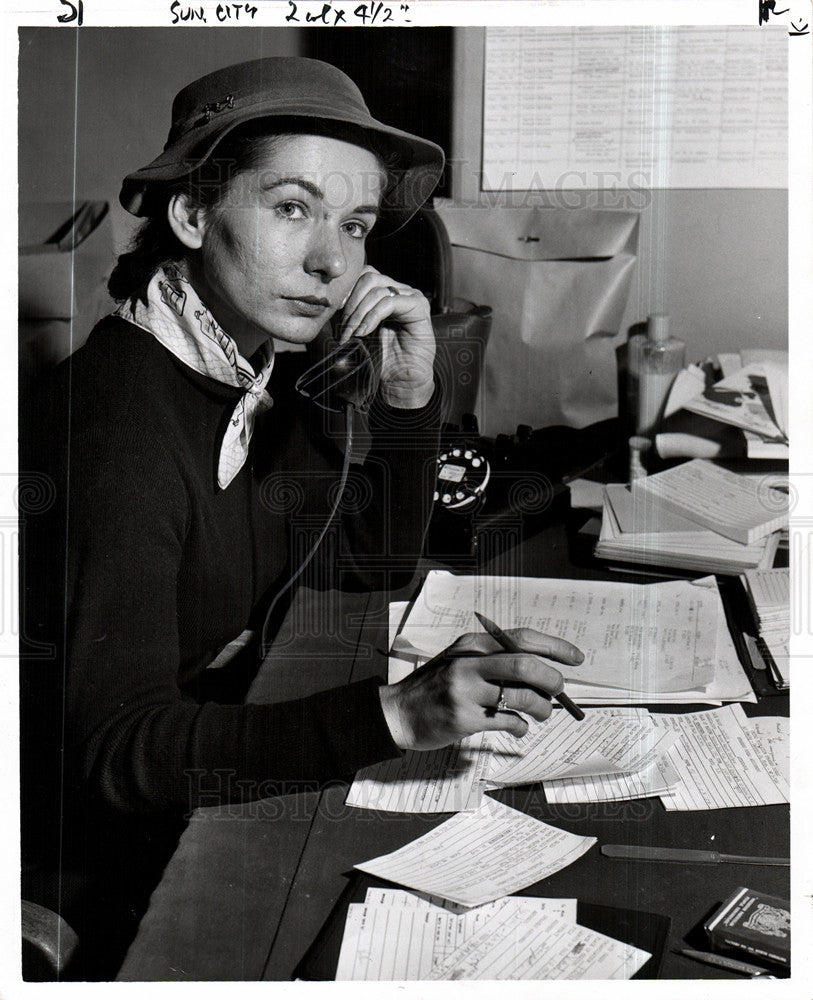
[283,295,332,317]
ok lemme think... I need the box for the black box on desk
[704,886,789,968]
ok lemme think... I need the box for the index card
[355,797,596,908]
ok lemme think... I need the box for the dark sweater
[23,315,441,817]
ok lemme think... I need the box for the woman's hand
[337,265,436,408]
[378,628,585,751]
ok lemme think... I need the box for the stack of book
[741,567,790,689]
[595,459,787,575]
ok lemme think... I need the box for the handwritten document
[397,571,718,696]
[654,705,789,810]
[355,797,596,908]
[389,586,754,705]
[483,26,786,190]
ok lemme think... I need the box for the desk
[117,519,789,981]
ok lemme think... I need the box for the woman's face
[191,134,384,349]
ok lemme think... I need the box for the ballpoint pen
[474,611,585,721]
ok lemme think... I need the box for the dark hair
[108,119,399,302]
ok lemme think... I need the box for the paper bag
[434,201,639,434]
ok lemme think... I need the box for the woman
[22,56,582,976]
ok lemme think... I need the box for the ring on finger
[496,684,509,712]
[385,286,400,297]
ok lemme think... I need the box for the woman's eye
[275,201,307,220]
[343,220,370,240]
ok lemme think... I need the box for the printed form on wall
[483,25,787,189]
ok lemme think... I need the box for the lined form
[336,895,648,981]
[654,705,789,810]
[483,26,786,190]
[545,759,680,805]
[355,797,596,908]
[487,709,678,787]
[363,886,578,922]
[425,901,650,980]
[346,708,681,814]
[345,733,490,813]
[335,889,581,980]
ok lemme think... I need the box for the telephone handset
[295,322,380,412]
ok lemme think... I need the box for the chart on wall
[482,26,787,189]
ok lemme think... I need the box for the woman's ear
[167,193,206,250]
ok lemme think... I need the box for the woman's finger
[496,627,585,666]
[444,628,583,670]
[340,286,425,342]
[441,646,565,701]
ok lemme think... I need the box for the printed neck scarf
[117,265,275,489]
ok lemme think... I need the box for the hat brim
[120,107,444,238]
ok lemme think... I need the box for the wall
[18,27,304,256]
[451,27,788,365]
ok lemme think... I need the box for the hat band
[167,92,374,148]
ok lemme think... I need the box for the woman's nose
[304,225,347,282]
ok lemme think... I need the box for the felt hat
[120,56,445,234]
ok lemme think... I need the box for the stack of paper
[595,482,779,575]
[741,567,790,689]
[335,887,650,980]
[389,571,754,705]
[632,460,788,545]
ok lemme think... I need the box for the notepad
[632,459,788,545]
